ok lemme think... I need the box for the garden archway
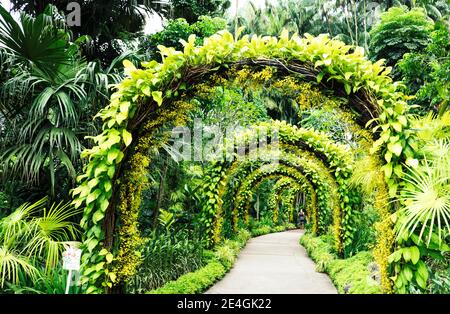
[267,177,313,225]
[204,145,341,246]
[72,30,413,293]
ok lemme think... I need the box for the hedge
[300,233,382,294]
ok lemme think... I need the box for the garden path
[206,229,337,294]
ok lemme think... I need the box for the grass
[300,233,382,294]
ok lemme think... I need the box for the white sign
[62,247,82,271]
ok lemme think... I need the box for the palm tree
[0,6,131,197]
[0,198,81,287]
[7,0,171,65]
[232,0,385,52]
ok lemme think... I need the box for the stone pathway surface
[206,229,337,294]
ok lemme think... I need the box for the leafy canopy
[369,6,434,68]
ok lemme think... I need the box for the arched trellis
[235,173,309,225]
[217,167,318,236]
[237,163,322,219]
[279,187,302,223]
[249,177,308,224]
[201,122,352,252]
[230,151,336,234]
[267,177,314,226]
[72,31,414,293]
[219,166,317,233]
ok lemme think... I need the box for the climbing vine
[268,177,315,227]
[72,30,413,293]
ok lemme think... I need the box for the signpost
[62,242,82,294]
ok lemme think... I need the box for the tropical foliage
[0,198,80,291]
[0,0,449,297]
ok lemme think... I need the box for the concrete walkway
[206,229,337,294]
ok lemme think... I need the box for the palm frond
[0,5,72,77]
[0,245,39,288]
[397,159,450,246]
[0,198,46,241]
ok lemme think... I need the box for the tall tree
[8,0,168,65]
[169,0,231,23]
[369,6,434,69]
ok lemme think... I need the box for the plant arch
[206,145,341,242]
[242,173,312,224]
[267,177,314,225]
[72,30,414,293]
[200,122,353,255]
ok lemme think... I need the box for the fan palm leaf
[0,199,81,283]
[0,245,39,288]
[0,5,72,78]
[397,158,450,246]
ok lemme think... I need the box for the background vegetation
[0,0,449,294]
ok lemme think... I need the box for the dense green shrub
[369,6,434,69]
[139,16,227,61]
[0,191,8,218]
[327,252,382,294]
[300,107,353,146]
[345,204,379,257]
[300,233,382,293]
[235,229,252,244]
[170,0,231,24]
[300,233,336,272]
[126,230,205,293]
[147,261,226,294]
[428,269,450,294]
[1,264,81,294]
[397,23,449,114]
[248,217,296,237]
[250,224,294,237]
[214,242,238,269]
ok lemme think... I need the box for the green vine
[72,30,412,292]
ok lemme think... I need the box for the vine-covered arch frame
[72,30,414,293]
[201,133,347,250]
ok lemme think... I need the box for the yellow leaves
[382,66,392,76]
[115,112,127,125]
[122,129,132,147]
[391,122,403,132]
[123,60,136,76]
[151,91,163,106]
[108,272,116,282]
[385,151,393,163]
[107,148,121,164]
[383,163,393,178]
[398,115,408,127]
[388,141,403,157]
